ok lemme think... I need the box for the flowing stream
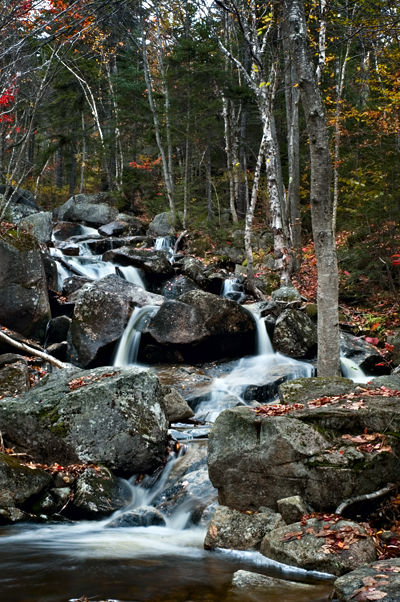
[4,227,371,601]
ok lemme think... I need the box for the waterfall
[116,265,145,288]
[113,305,159,366]
[221,277,246,303]
[155,236,175,251]
[341,356,369,383]
[195,311,313,422]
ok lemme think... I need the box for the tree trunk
[284,0,340,377]
[283,33,302,272]
[206,130,212,221]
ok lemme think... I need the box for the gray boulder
[141,290,256,364]
[102,247,174,276]
[148,211,176,236]
[98,220,126,237]
[260,518,377,576]
[52,222,86,241]
[20,212,53,244]
[0,227,51,340]
[277,496,308,524]
[46,316,71,346]
[0,356,30,396]
[271,286,302,303]
[278,376,355,405]
[208,399,400,512]
[162,386,194,423]
[179,257,209,289]
[72,466,131,519]
[107,506,166,528]
[57,193,118,227]
[273,309,317,357]
[156,275,200,300]
[333,558,400,601]
[0,366,169,473]
[204,505,284,551]
[340,331,387,375]
[71,274,164,367]
[0,452,52,514]
[226,570,322,600]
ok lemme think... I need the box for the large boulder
[278,376,355,405]
[72,466,131,519]
[19,212,53,244]
[141,290,256,364]
[0,227,51,341]
[0,452,52,515]
[71,274,164,367]
[204,505,284,551]
[102,247,174,277]
[273,309,317,358]
[0,354,30,396]
[0,366,169,473]
[340,332,387,375]
[57,193,118,227]
[333,558,400,601]
[226,570,323,600]
[147,211,176,236]
[260,518,377,577]
[208,396,400,512]
[155,275,200,300]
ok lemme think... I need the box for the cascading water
[221,277,246,303]
[194,310,313,422]
[155,236,175,252]
[340,356,370,383]
[113,305,159,366]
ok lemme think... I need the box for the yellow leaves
[259,81,270,88]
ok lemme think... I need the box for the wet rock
[62,276,93,297]
[107,506,166,528]
[72,467,131,519]
[0,228,51,341]
[340,332,388,375]
[46,316,71,346]
[273,309,317,358]
[271,286,302,304]
[333,558,400,601]
[162,386,195,423]
[0,506,33,524]
[141,290,256,364]
[57,193,118,227]
[56,241,80,256]
[207,401,400,512]
[98,220,127,237]
[278,377,355,405]
[0,358,30,396]
[366,375,400,390]
[204,505,285,551]
[52,222,86,241]
[0,366,169,473]
[0,452,52,511]
[42,251,59,291]
[155,466,217,520]
[0,353,27,369]
[71,274,164,367]
[161,442,209,491]
[156,275,200,300]
[45,342,68,362]
[194,502,219,527]
[81,237,126,255]
[31,491,57,516]
[50,487,71,511]
[180,257,209,289]
[116,214,146,236]
[277,496,308,524]
[260,518,377,576]
[226,570,321,600]
[102,247,174,276]
[20,212,53,244]
[147,211,176,236]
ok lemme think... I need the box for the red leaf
[365,337,379,345]
[385,343,395,352]
[344,270,350,276]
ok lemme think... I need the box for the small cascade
[221,277,246,303]
[341,356,370,383]
[155,236,175,252]
[116,265,146,288]
[113,305,159,366]
[195,311,313,422]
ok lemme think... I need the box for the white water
[340,356,370,383]
[195,312,313,422]
[113,305,159,366]
[155,236,175,251]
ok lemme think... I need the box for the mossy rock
[278,376,355,405]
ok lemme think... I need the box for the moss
[38,406,69,437]
[4,229,37,252]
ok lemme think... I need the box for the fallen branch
[335,483,397,515]
[174,230,188,254]
[0,329,67,370]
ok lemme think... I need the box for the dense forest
[1,0,400,372]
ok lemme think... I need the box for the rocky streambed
[0,193,399,601]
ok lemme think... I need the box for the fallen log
[0,329,67,370]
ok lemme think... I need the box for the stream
[0,232,360,601]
